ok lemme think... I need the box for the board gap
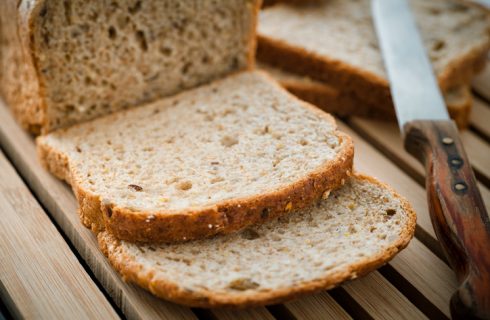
[378,265,449,320]
[328,287,373,320]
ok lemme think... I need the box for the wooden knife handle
[404,120,490,319]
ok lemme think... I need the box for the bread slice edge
[36,70,355,243]
[97,173,417,308]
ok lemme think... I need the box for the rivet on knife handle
[404,119,490,319]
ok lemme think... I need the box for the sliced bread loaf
[98,174,416,308]
[37,71,354,243]
[259,63,473,128]
[0,0,260,134]
[258,0,489,115]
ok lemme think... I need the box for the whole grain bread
[257,0,489,117]
[259,62,473,128]
[98,174,416,308]
[37,71,354,243]
[0,0,260,134]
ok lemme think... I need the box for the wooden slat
[460,130,490,186]
[342,273,427,320]
[0,101,342,320]
[0,100,451,319]
[210,308,275,320]
[470,97,490,140]
[284,293,351,320]
[0,151,119,319]
[389,238,456,317]
[0,102,196,320]
[0,99,462,316]
[337,121,458,317]
[473,63,490,101]
[347,118,490,207]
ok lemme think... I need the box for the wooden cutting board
[0,62,488,320]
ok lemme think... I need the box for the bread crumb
[285,202,293,211]
[322,190,331,200]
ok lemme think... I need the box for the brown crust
[36,71,354,243]
[269,70,396,121]
[446,86,473,129]
[267,66,473,128]
[245,0,263,71]
[256,13,490,117]
[0,0,46,134]
[98,174,417,308]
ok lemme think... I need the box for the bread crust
[97,174,417,308]
[257,19,490,119]
[268,67,473,128]
[0,0,45,134]
[37,70,355,243]
[269,71,396,121]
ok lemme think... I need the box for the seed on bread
[128,184,143,191]
[228,278,260,291]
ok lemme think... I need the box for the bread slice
[0,0,260,134]
[259,63,473,128]
[257,0,489,116]
[258,62,395,120]
[37,71,354,243]
[98,174,416,308]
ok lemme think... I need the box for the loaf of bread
[0,0,260,134]
[259,62,473,128]
[258,0,489,121]
[99,174,416,307]
[37,71,354,243]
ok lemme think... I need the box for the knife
[371,0,490,318]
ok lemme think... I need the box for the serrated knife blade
[371,0,449,134]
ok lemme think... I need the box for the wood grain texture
[0,101,196,320]
[0,101,352,319]
[2,96,486,317]
[470,97,490,140]
[459,130,490,186]
[209,308,275,320]
[0,151,119,320]
[472,62,490,102]
[0,101,434,319]
[404,120,490,319]
[342,272,427,320]
[284,292,352,320]
[390,238,456,317]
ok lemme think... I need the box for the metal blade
[372,0,449,133]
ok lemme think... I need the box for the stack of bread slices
[258,0,490,128]
[0,0,420,307]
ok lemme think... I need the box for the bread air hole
[108,26,117,40]
[221,136,238,147]
[241,228,260,240]
[432,40,445,52]
[159,46,173,57]
[386,209,396,216]
[177,180,192,191]
[135,30,148,51]
[128,1,141,14]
